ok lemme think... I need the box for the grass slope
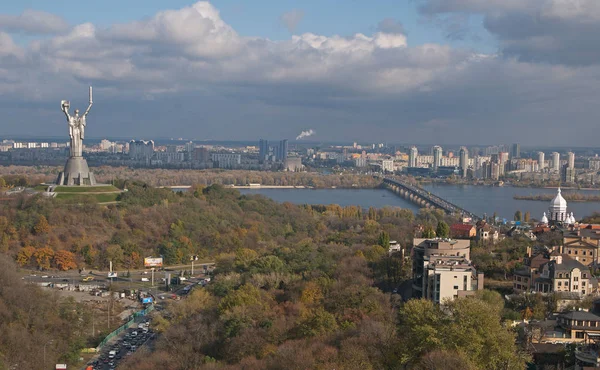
[54,185,119,193]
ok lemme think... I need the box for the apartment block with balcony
[412,238,482,302]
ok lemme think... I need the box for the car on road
[82,276,94,282]
[62,279,69,282]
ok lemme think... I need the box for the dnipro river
[239,185,600,220]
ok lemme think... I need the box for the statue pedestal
[56,156,96,186]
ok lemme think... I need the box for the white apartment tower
[567,152,575,169]
[552,152,561,172]
[432,146,443,172]
[459,146,469,178]
[538,152,545,171]
[409,146,418,168]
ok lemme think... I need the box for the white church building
[541,188,575,225]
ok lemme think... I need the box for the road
[86,315,154,370]
[21,262,215,287]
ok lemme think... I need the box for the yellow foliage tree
[53,250,77,271]
[16,246,36,267]
[33,215,51,235]
[33,247,54,270]
[300,281,324,307]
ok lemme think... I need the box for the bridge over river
[382,177,481,221]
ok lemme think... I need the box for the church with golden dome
[541,188,575,225]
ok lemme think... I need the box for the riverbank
[514,194,600,202]
[417,178,600,190]
[230,185,309,189]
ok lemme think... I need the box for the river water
[239,188,421,212]
[422,184,600,220]
[240,185,600,219]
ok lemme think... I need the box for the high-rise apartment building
[432,146,443,172]
[192,147,210,163]
[552,152,561,172]
[129,140,155,161]
[409,146,418,168]
[259,139,269,163]
[498,152,509,176]
[459,146,468,178]
[278,139,288,162]
[538,152,545,171]
[567,152,575,169]
[511,143,520,159]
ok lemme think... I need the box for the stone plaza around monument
[56,156,97,186]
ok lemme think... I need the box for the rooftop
[451,223,475,231]
[551,255,588,272]
[560,310,600,322]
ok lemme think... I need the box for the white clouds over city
[1,1,600,144]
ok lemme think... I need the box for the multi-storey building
[561,224,600,266]
[432,146,442,172]
[538,151,545,171]
[409,146,418,168]
[511,143,520,159]
[513,252,550,293]
[259,139,269,163]
[552,152,561,172]
[129,140,155,161]
[459,146,468,178]
[412,238,483,303]
[278,139,288,162]
[535,254,592,296]
[211,153,241,168]
[381,159,394,173]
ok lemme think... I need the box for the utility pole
[191,255,198,276]
[151,268,155,287]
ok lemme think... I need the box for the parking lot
[86,317,154,370]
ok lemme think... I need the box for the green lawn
[54,185,119,193]
[55,193,120,203]
[33,185,49,191]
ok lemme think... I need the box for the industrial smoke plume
[296,129,315,140]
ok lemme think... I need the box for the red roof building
[450,223,476,239]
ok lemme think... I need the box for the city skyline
[1,1,600,145]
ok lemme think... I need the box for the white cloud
[280,9,305,33]
[0,9,69,34]
[1,1,600,145]
[419,0,600,65]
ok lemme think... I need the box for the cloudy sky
[1,0,599,146]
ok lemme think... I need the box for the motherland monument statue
[56,86,97,186]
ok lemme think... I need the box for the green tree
[398,297,529,369]
[377,231,390,248]
[422,225,436,238]
[436,221,449,238]
[524,211,531,223]
[514,210,522,222]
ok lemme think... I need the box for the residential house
[513,251,550,293]
[450,223,476,239]
[475,220,499,244]
[561,224,600,266]
[535,254,592,296]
